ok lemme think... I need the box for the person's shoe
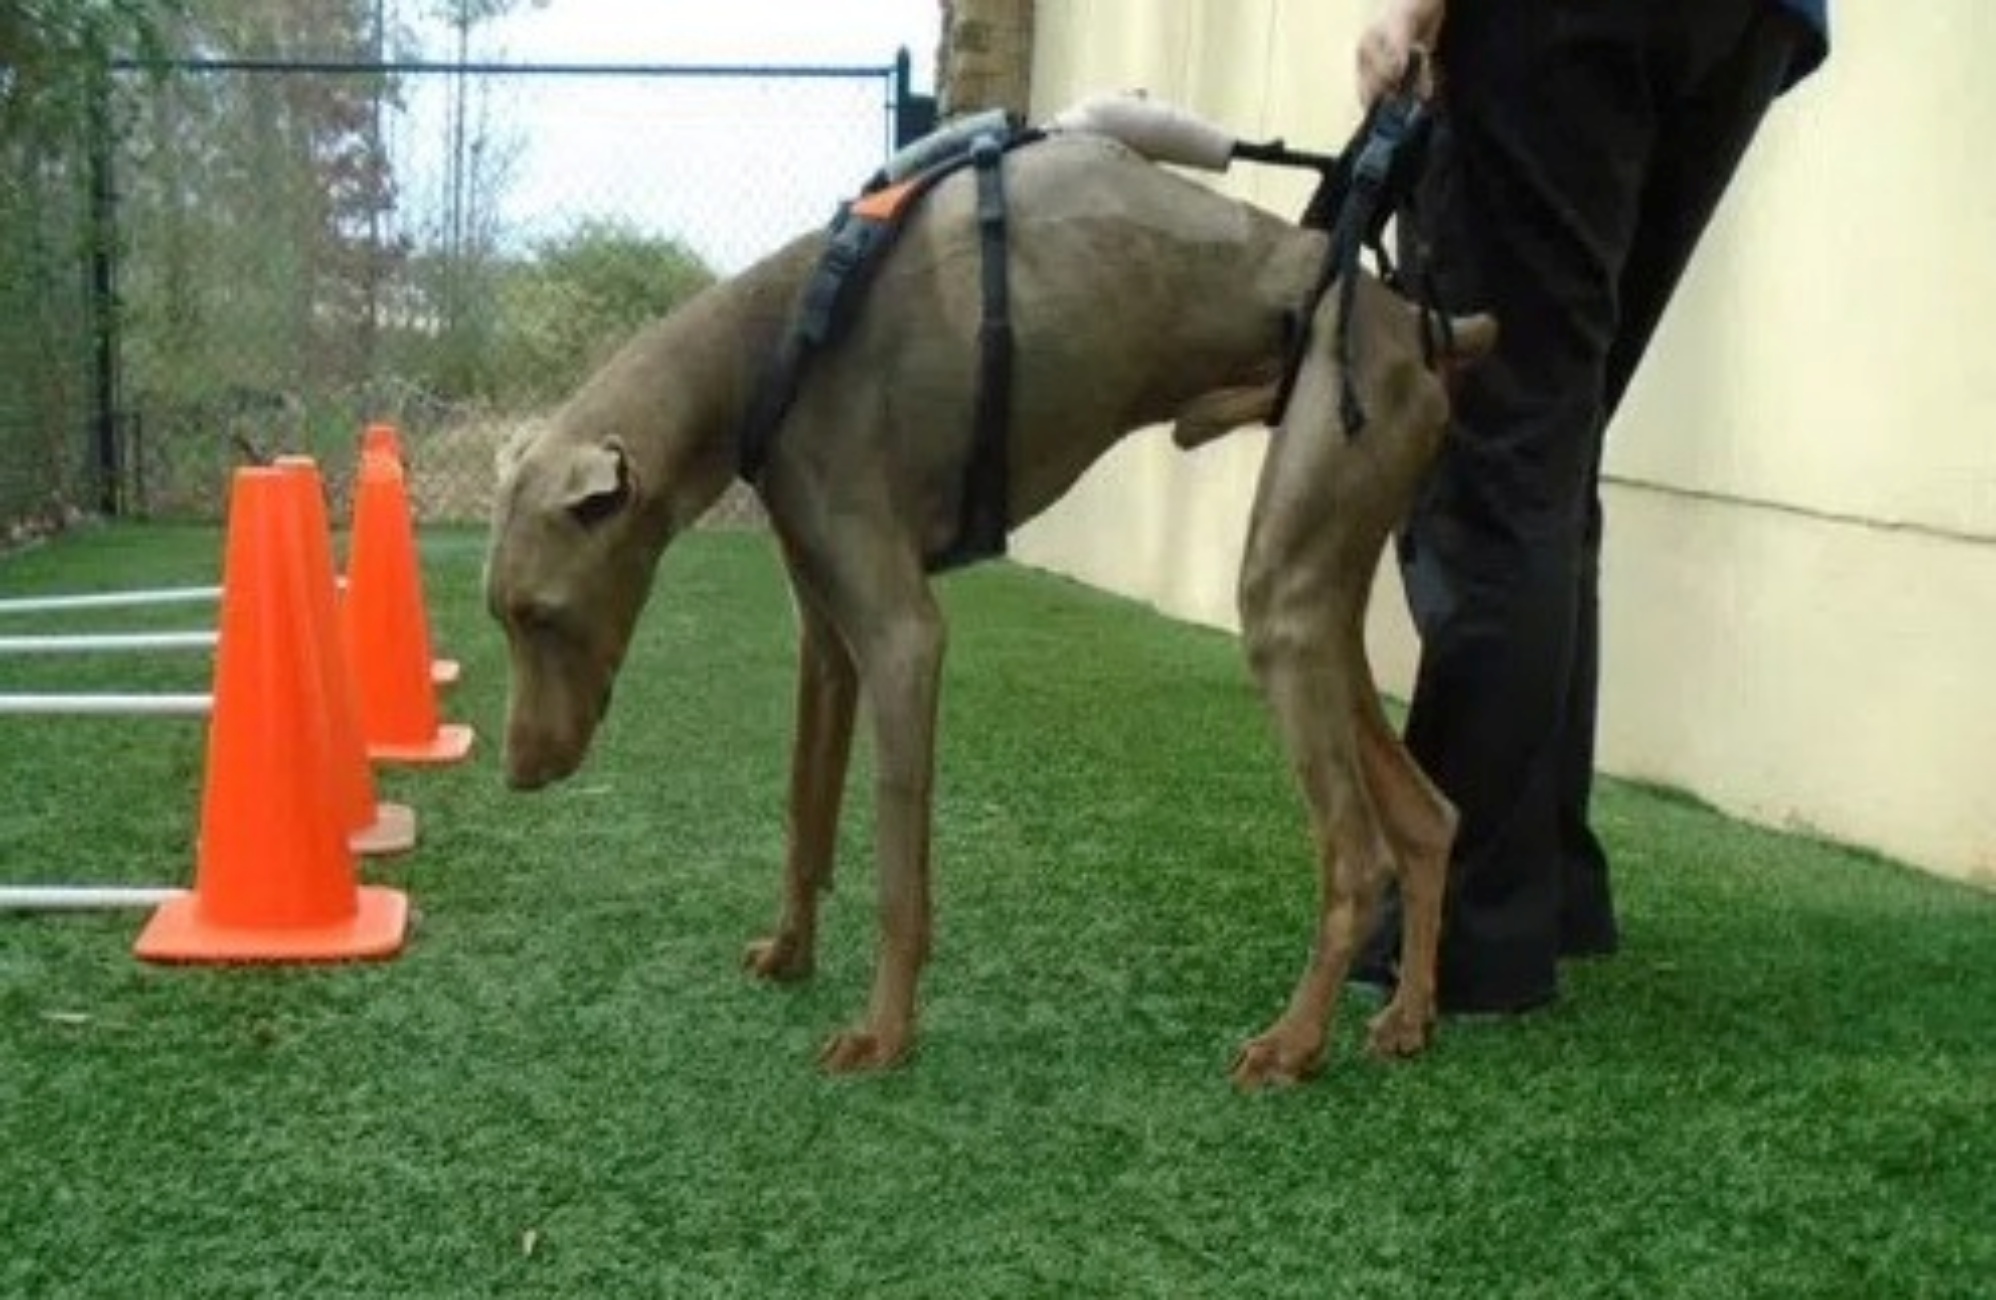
[1345,958,1398,1002]
[1438,978,1557,1018]
[1558,891,1621,959]
[1348,945,1559,1017]
[1559,928,1620,960]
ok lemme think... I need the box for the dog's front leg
[818,592,946,1074]
[746,584,857,983]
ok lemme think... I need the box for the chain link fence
[90,54,929,529]
[0,87,105,544]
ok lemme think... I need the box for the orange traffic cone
[135,467,409,962]
[275,456,416,856]
[358,422,459,689]
[360,422,404,465]
[344,449,474,765]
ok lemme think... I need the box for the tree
[120,1,406,404]
[415,0,545,397]
[0,0,180,530]
[488,220,716,405]
[0,1,179,131]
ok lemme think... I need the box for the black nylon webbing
[1269,67,1436,437]
[737,155,979,485]
[931,133,1014,570]
[737,129,1036,578]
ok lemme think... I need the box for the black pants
[1366,0,1808,1009]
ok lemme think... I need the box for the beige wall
[1013,1,1996,886]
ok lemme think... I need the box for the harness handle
[1271,51,1441,436]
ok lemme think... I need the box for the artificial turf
[2,522,1991,1298]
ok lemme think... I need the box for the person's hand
[1356,0,1446,107]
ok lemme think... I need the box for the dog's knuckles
[1230,1035,1328,1092]
[742,936,814,983]
[818,1030,911,1075]
[1366,1003,1436,1059]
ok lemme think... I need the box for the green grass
[3,523,1992,1299]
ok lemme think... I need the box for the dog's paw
[1365,1000,1435,1059]
[1229,1033,1325,1092]
[817,1027,911,1075]
[742,936,814,983]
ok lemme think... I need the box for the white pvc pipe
[0,693,212,717]
[0,886,187,911]
[0,578,344,619]
[0,631,218,655]
[0,586,222,616]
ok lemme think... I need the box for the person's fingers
[1357,27,1407,106]
[1401,41,1439,99]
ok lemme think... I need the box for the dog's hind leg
[1354,674,1454,1057]
[1231,581,1395,1090]
[745,564,858,984]
[1225,341,1420,1088]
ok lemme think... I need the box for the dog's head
[485,421,658,791]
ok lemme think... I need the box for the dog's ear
[494,417,547,485]
[564,439,634,528]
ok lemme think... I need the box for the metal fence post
[894,47,937,149]
[87,63,122,518]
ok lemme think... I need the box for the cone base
[351,801,418,857]
[133,885,409,963]
[431,659,461,689]
[368,723,475,767]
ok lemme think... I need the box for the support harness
[736,109,1037,571]
[736,69,1441,572]
[1247,61,1445,434]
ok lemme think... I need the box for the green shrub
[489,218,716,406]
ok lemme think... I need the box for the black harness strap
[740,79,1450,577]
[736,174,945,484]
[931,133,1014,570]
[738,123,1035,572]
[1269,65,1439,437]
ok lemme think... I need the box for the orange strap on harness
[737,121,1040,572]
[849,179,920,223]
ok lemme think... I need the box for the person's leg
[1380,0,1662,1011]
[1556,4,1807,958]
[1604,7,1808,419]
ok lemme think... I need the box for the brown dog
[485,117,1493,1087]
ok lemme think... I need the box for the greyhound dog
[485,103,1493,1087]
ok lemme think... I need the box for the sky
[391,1,946,271]
[470,0,940,90]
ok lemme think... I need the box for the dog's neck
[557,232,828,547]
